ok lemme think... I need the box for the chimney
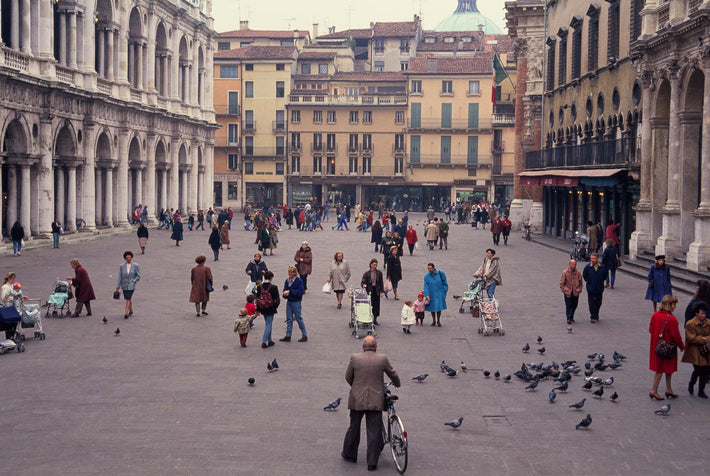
[313,23,319,39]
[294,29,299,40]
[240,20,249,30]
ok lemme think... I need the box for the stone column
[127,41,134,86]
[105,167,114,226]
[146,14,156,91]
[205,45,213,110]
[189,146,198,213]
[36,117,54,235]
[107,29,114,81]
[127,168,133,208]
[145,135,156,222]
[66,165,77,232]
[11,0,19,50]
[20,165,31,237]
[135,167,143,209]
[55,167,65,226]
[116,131,130,226]
[137,42,144,89]
[58,11,66,65]
[97,30,105,77]
[95,168,103,226]
[180,169,187,212]
[630,73,654,258]
[160,169,167,211]
[20,0,29,53]
[117,22,127,84]
[6,165,17,231]
[170,140,179,208]
[205,145,214,209]
[68,11,77,69]
[38,0,52,58]
[81,125,96,230]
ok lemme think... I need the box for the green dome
[433,0,504,34]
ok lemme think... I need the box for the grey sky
[210,0,508,35]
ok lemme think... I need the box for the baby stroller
[16,299,45,341]
[0,304,25,353]
[349,288,376,339]
[45,279,72,318]
[459,281,484,314]
[477,298,504,336]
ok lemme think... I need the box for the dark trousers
[587,292,603,320]
[492,233,500,245]
[691,365,710,388]
[502,233,509,245]
[300,274,308,291]
[74,301,92,316]
[564,295,579,320]
[408,243,415,255]
[342,409,384,466]
[370,292,381,320]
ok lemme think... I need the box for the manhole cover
[483,415,510,426]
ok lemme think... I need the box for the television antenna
[283,17,296,30]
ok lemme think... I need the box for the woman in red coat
[405,224,418,256]
[69,259,96,317]
[649,294,685,400]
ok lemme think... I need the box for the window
[313,110,323,124]
[441,80,453,94]
[276,64,285,71]
[468,81,480,95]
[571,16,583,79]
[319,63,328,74]
[313,156,322,174]
[228,124,239,145]
[607,0,620,61]
[281,39,294,46]
[362,156,371,174]
[244,136,254,155]
[228,154,239,170]
[291,110,301,123]
[220,66,238,78]
[440,136,451,164]
[292,155,300,174]
[363,111,372,124]
[394,133,404,151]
[350,111,359,124]
[395,111,405,125]
[410,103,421,129]
[400,62,408,71]
[245,64,254,71]
[244,162,254,174]
[374,61,385,72]
[349,134,358,152]
[558,27,568,86]
[276,81,285,98]
[468,103,479,129]
[424,37,436,44]
[444,36,455,43]
[400,39,409,52]
[467,136,478,165]
[290,132,301,150]
[227,182,239,200]
[276,136,286,156]
[275,162,285,175]
[394,156,403,175]
[326,134,336,151]
[240,42,251,47]
[410,135,420,163]
[346,87,359,96]
[245,81,254,98]
[275,110,285,130]
[313,133,322,150]
[441,103,452,128]
[374,39,385,53]
[630,0,643,43]
[411,80,422,94]
[244,110,255,130]
[228,91,239,114]
[349,156,358,174]
[301,63,311,74]
[217,42,230,50]
[327,111,336,124]
[546,36,556,91]
[587,4,600,72]
[362,134,372,151]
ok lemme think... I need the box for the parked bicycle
[383,382,408,473]
[570,231,590,261]
[522,223,532,241]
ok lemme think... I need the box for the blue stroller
[45,279,72,318]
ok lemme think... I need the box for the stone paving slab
[0,213,707,475]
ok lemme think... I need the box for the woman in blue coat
[171,218,184,246]
[645,255,672,312]
[423,263,448,327]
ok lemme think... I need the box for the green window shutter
[410,135,420,163]
[411,103,421,129]
[441,103,452,128]
[467,136,479,165]
[468,103,479,129]
[441,136,451,164]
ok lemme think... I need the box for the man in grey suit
[342,335,400,471]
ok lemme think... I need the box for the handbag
[654,312,677,359]
[616,257,622,267]
[113,290,121,300]
[699,341,710,358]
[206,280,214,293]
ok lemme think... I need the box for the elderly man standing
[342,336,401,471]
[559,259,583,324]
[582,253,607,323]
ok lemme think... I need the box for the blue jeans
[13,240,22,254]
[262,314,274,343]
[52,232,60,248]
[564,294,579,320]
[606,269,616,286]
[486,282,497,299]
[285,301,307,338]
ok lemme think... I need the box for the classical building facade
[0,0,217,238]
[630,0,710,270]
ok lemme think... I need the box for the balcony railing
[409,155,492,166]
[242,146,287,159]
[392,145,405,155]
[407,118,493,130]
[310,144,337,154]
[243,122,256,133]
[524,137,637,169]
[492,114,515,126]
[491,140,505,154]
[272,121,286,132]
[55,65,74,83]
[362,145,374,155]
[3,47,29,71]
[289,144,302,154]
[289,94,407,106]
[325,144,337,154]
[215,137,239,148]
[294,165,408,177]
[97,78,113,95]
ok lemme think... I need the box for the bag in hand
[113,290,121,300]
[206,280,214,293]
[654,313,677,359]
[699,342,710,358]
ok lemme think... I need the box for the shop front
[361,185,451,212]
[245,182,284,208]
[324,184,357,207]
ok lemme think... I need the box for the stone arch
[154,138,169,211]
[54,122,77,159]
[96,130,112,160]
[95,0,116,80]
[128,6,144,89]
[178,35,190,103]
[1,117,31,235]
[679,68,704,250]
[1,117,30,155]
[155,22,169,96]
[128,135,142,164]
[650,78,671,242]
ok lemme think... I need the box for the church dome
[433,0,504,34]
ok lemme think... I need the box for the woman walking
[137,222,149,254]
[10,221,24,256]
[245,252,268,283]
[190,255,213,317]
[116,251,141,319]
[208,225,221,261]
[601,239,618,289]
[171,218,184,246]
[386,246,402,300]
[220,222,231,250]
[381,230,394,271]
[267,224,278,255]
[405,224,418,256]
[360,258,384,325]
[259,270,280,348]
[328,251,351,309]
[258,223,272,256]
[68,259,96,317]
[370,220,383,252]
[648,295,685,400]
[294,241,313,291]
[682,301,710,398]
[646,255,672,311]
[423,263,448,327]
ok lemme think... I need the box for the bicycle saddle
[386,394,399,402]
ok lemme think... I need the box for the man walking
[280,266,308,342]
[582,253,607,323]
[438,218,449,250]
[342,336,401,472]
[559,259,583,324]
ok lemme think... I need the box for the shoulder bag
[654,312,677,359]
[206,280,214,293]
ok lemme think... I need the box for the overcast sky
[211,0,508,35]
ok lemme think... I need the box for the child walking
[401,299,415,334]
[245,294,258,328]
[234,308,255,347]
[413,292,427,326]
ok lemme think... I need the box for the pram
[16,299,45,341]
[459,281,484,314]
[45,279,72,318]
[0,304,25,353]
[349,288,376,339]
[477,298,504,336]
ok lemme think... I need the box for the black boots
[689,373,698,395]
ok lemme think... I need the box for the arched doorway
[680,69,704,251]
[95,131,113,226]
[651,79,671,241]
[128,136,143,216]
[54,124,78,232]
[2,119,29,236]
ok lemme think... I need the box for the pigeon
[584,362,591,370]
[267,362,274,372]
[446,367,458,377]
[584,369,595,377]
[569,367,582,375]
[271,358,279,370]
[537,347,546,355]
[525,379,539,391]
[610,391,619,402]
[582,381,593,390]
[654,404,671,415]
[460,362,468,373]
[595,364,609,371]
[613,351,627,361]
[323,397,342,411]
[608,363,622,370]
[537,336,543,344]
[569,398,586,410]
[114,327,120,336]
[585,376,603,384]
[444,417,464,429]
[548,389,557,403]
[222,284,229,291]
[503,374,511,382]
[522,343,530,353]
[592,386,604,399]
[587,353,597,360]
[248,377,255,386]
[412,373,429,382]
[598,353,605,362]
[601,377,614,387]
[494,370,500,380]
[554,381,569,392]
[575,414,592,430]
[440,361,448,373]
[483,370,491,378]
[452,295,462,299]
[102,316,107,324]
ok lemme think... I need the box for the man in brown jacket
[560,259,584,324]
[342,336,401,471]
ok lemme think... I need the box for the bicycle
[382,382,408,473]
[522,223,532,241]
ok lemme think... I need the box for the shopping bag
[322,282,332,294]
[384,279,393,293]
[244,281,257,296]
[414,242,419,250]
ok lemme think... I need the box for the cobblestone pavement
[1,213,707,475]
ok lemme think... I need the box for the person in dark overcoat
[245,252,268,283]
[69,259,96,317]
[294,241,313,291]
[208,225,221,261]
[190,255,213,317]
[385,247,402,300]
[648,295,685,400]
[361,259,384,325]
[645,255,672,312]
[171,218,184,246]
[370,221,383,252]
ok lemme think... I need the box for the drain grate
[483,415,511,426]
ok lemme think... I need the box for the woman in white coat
[328,251,351,309]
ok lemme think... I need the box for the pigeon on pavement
[537,347,546,355]
[452,295,462,300]
[102,316,108,324]
[248,377,255,386]
[494,370,500,380]
[446,367,458,377]
[575,414,592,430]
[444,417,463,429]
[483,370,491,378]
[554,381,569,392]
[223,285,229,291]
[537,336,543,344]
[601,377,614,386]
[440,361,448,373]
[460,362,468,373]
[613,351,627,361]
[503,374,511,382]
[525,379,539,391]
[548,389,556,403]
[271,358,279,370]
[610,391,619,402]
[114,328,120,336]
[654,404,671,415]
[569,398,586,410]
[324,397,342,411]
[587,353,597,360]
[522,343,530,353]
[267,362,274,372]
[412,373,429,382]
[592,386,604,399]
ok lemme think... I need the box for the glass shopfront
[362,185,451,212]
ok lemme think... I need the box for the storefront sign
[421,183,439,186]
[377,182,389,186]
[539,176,579,187]
[519,176,540,186]
[454,180,476,185]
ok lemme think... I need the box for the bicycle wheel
[389,415,408,474]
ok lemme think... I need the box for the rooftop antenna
[283,17,296,30]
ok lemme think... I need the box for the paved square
[2,214,706,475]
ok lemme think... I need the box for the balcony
[439,89,455,96]
[242,146,287,159]
[289,143,302,154]
[491,140,505,154]
[215,104,240,116]
[289,94,407,106]
[293,165,408,178]
[347,145,359,156]
[392,145,405,156]
[272,121,286,133]
[362,145,374,156]
[215,136,240,148]
[492,114,515,127]
[243,122,256,133]
[325,144,337,155]
[407,118,493,131]
[524,137,637,170]
[3,47,29,71]
[409,155,492,166]
[312,144,324,155]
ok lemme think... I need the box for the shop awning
[518,168,625,187]
[518,168,625,178]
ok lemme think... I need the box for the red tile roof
[317,28,372,40]
[214,46,297,60]
[298,51,338,60]
[373,21,419,38]
[406,56,493,75]
[218,29,309,39]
